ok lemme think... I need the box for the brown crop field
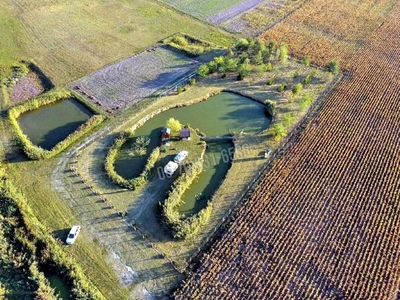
[174,1,400,299]
[258,0,398,67]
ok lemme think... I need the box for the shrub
[303,55,311,67]
[292,83,303,96]
[267,76,275,86]
[303,70,318,86]
[327,60,340,74]
[298,93,315,111]
[264,100,277,117]
[272,123,287,141]
[276,43,289,63]
[197,64,210,78]
[277,82,287,92]
[265,62,273,71]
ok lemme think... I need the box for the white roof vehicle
[174,150,188,164]
[164,161,179,176]
[66,225,81,245]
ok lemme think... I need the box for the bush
[298,93,315,111]
[303,55,311,67]
[277,82,287,92]
[8,89,105,160]
[264,100,277,117]
[272,123,287,141]
[327,60,340,74]
[292,83,303,96]
[267,76,275,86]
[197,64,210,78]
[303,70,318,86]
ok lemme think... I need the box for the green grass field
[0,0,234,85]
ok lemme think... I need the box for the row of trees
[198,37,339,80]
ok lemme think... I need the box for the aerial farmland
[0,0,399,299]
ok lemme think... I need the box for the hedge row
[162,159,212,239]
[8,89,105,160]
[104,130,160,189]
[163,33,214,57]
[0,164,105,299]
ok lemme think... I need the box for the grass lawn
[0,0,235,85]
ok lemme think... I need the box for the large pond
[114,92,270,215]
[18,98,94,150]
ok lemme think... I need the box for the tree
[277,43,289,63]
[292,83,303,97]
[224,58,237,72]
[197,64,210,78]
[235,38,249,51]
[237,63,251,80]
[166,118,182,135]
[303,55,311,67]
[327,60,340,74]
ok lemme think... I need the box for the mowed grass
[159,0,243,19]
[1,0,235,85]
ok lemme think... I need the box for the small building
[161,127,171,141]
[180,128,191,141]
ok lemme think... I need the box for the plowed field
[175,1,400,299]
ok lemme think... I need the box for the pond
[47,274,71,299]
[18,97,94,150]
[114,92,270,214]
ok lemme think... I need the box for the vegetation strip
[104,129,160,189]
[0,163,105,299]
[8,89,105,160]
[162,159,212,239]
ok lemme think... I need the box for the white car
[66,225,81,245]
[164,161,179,176]
[174,150,188,164]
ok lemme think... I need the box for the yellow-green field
[1,0,234,84]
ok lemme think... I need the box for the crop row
[174,2,400,298]
[259,0,398,68]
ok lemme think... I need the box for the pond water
[114,92,270,214]
[47,274,71,299]
[18,97,94,150]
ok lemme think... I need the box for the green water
[48,275,71,299]
[18,98,94,150]
[178,141,233,216]
[114,92,270,214]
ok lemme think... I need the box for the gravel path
[207,0,266,24]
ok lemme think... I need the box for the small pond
[114,92,270,214]
[47,274,71,299]
[18,97,94,150]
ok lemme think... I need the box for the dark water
[114,92,270,214]
[18,98,94,150]
[47,274,71,299]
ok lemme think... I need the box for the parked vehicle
[174,150,188,164]
[164,161,179,176]
[66,225,81,244]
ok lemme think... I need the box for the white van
[66,225,81,245]
[164,161,179,176]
